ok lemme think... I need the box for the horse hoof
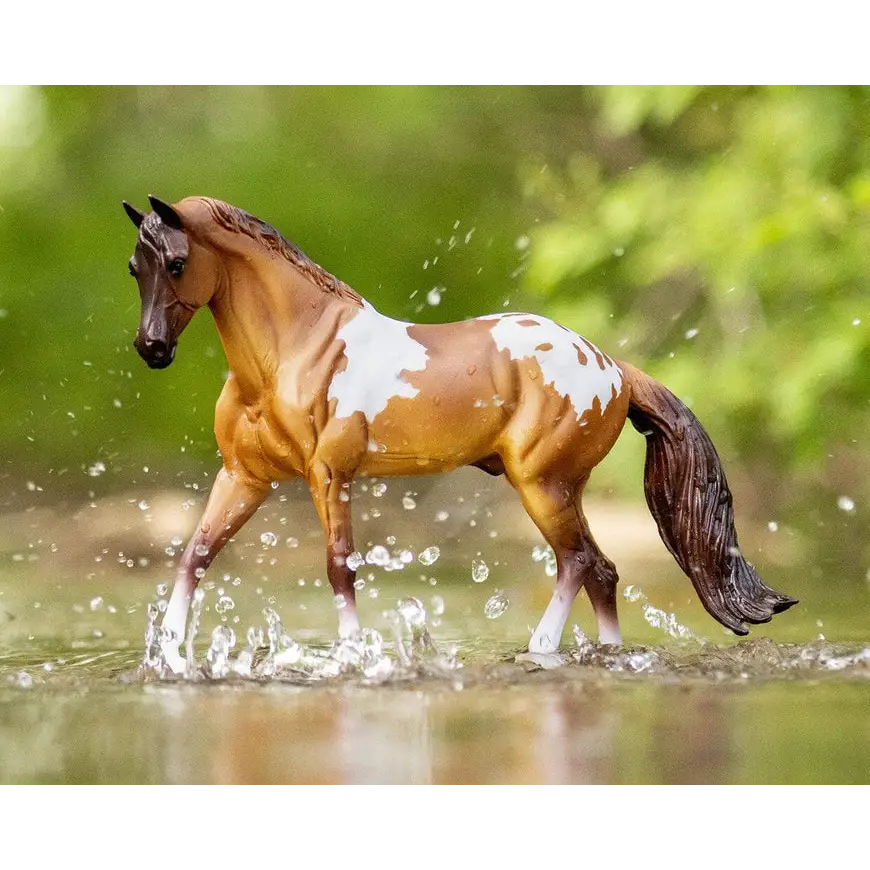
[163,649,186,676]
[515,651,569,670]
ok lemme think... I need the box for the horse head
[123,195,219,369]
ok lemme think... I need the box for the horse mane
[199,198,362,306]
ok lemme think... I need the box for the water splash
[386,597,461,675]
[140,602,178,678]
[569,625,661,673]
[185,588,206,677]
[204,626,236,679]
[332,628,393,680]
[233,626,264,678]
[622,585,699,641]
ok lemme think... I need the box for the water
[1,537,868,783]
[0,473,870,789]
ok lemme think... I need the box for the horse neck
[208,258,353,405]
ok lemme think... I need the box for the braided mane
[201,198,362,306]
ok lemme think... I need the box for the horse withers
[123,195,797,673]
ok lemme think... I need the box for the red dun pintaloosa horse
[123,195,797,672]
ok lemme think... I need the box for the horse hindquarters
[498,386,631,651]
[620,362,798,633]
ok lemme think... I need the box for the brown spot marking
[580,337,606,371]
[573,343,588,365]
[518,318,540,327]
[535,342,553,352]
[467,365,477,376]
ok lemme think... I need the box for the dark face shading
[124,197,196,369]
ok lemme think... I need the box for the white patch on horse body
[329,302,429,422]
[481,313,622,418]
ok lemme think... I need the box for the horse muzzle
[134,335,177,369]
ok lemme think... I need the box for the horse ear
[122,200,145,228]
[148,194,183,230]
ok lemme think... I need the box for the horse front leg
[307,462,360,639]
[162,467,269,673]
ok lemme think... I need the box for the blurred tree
[518,86,870,526]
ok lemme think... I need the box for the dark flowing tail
[620,362,798,635]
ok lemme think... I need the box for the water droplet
[372,483,387,498]
[837,495,856,513]
[156,583,168,596]
[623,584,644,602]
[767,521,779,532]
[137,500,149,511]
[16,672,33,688]
[89,596,104,611]
[338,490,350,502]
[285,536,299,548]
[419,546,440,566]
[685,328,699,340]
[397,597,426,627]
[194,567,206,579]
[484,591,509,619]
[365,545,390,567]
[260,531,278,547]
[431,595,445,616]
[531,544,556,576]
[435,510,450,522]
[334,594,347,610]
[194,543,209,557]
[402,495,417,510]
[87,461,106,477]
[471,559,489,583]
[271,481,279,489]
[215,594,235,614]
[515,235,530,251]
[170,535,183,547]
[346,551,365,571]
[426,287,442,306]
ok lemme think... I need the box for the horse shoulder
[213,374,246,461]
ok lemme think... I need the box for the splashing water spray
[622,585,700,642]
[139,582,460,683]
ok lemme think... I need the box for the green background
[1,85,867,581]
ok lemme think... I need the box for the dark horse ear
[122,200,145,228]
[148,194,183,230]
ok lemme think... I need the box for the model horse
[123,195,797,673]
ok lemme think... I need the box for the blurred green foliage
[0,86,867,534]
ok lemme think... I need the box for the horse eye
[168,259,186,277]
[128,261,137,277]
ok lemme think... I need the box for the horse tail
[618,362,798,635]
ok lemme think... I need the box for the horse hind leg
[514,478,622,653]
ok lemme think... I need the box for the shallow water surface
[1,550,868,783]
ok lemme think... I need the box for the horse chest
[217,401,315,482]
